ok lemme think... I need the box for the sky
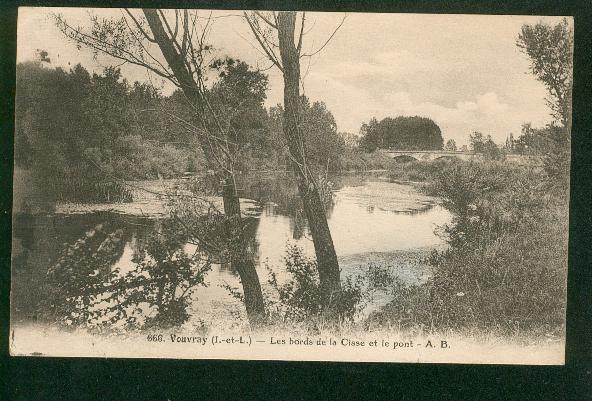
[17,8,571,146]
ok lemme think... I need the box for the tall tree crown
[517,18,573,127]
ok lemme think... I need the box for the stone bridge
[385,150,480,162]
[384,150,542,165]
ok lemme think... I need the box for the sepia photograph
[10,7,572,364]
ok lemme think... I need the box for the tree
[504,133,515,153]
[15,61,140,203]
[359,116,443,151]
[268,96,346,172]
[470,131,502,160]
[54,9,266,326]
[245,11,344,307]
[469,131,486,153]
[340,132,360,150]
[358,118,380,151]
[514,123,553,155]
[517,18,572,187]
[517,18,573,128]
[208,58,275,172]
[444,139,457,151]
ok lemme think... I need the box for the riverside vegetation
[12,15,571,342]
[370,157,569,338]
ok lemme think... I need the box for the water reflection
[11,174,451,329]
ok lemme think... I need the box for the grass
[371,158,569,338]
[387,157,461,183]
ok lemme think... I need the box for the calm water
[12,174,451,325]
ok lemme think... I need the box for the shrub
[113,135,196,180]
[372,161,568,335]
[266,245,364,326]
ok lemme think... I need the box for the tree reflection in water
[43,219,211,332]
[36,173,343,332]
[236,172,336,241]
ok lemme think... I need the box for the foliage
[268,96,347,172]
[266,245,363,325]
[387,158,461,183]
[444,139,457,151]
[41,223,126,328]
[513,123,554,155]
[15,61,198,205]
[469,131,503,160]
[112,135,196,180]
[15,58,382,209]
[512,123,570,189]
[373,161,568,335]
[330,148,394,172]
[517,18,573,126]
[359,116,444,152]
[340,132,360,149]
[208,58,278,172]
[67,175,133,203]
[120,219,211,329]
[515,18,572,191]
[541,125,571,189]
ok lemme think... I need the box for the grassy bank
[386,158,458,183]
[371,159,568,337]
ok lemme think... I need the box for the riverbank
[54,179,262,218]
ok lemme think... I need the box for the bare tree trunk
[277,12,341,306]
[144,10,266,326]
[222,178,266,326]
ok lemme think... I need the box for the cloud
[382,91,508,123]
[379,91,512,144]
[474,92,509,116]
[327,50,438,82]
[303,68,520,145]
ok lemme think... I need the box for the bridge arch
[385,150,480,162]
[434,155,461,161]
[392,155,418,163]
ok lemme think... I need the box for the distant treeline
[15,59,568,206]
[15,60,381,204]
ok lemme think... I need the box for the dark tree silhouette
[360,116,443,151]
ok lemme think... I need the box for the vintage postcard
[10,7,572,364]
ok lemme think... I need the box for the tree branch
[243,12,283,72]
[301,14,346,58]
[123,8,156,43]
[297,12,305,52]
[254,11,277,29]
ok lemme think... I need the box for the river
[11,173,451,329]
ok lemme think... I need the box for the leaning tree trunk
[277,12,341,306]
[222,177,266,326]
[143,10,266,326]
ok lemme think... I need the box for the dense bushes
[267,245,364,326]
[15,62,201,206]
[371,161,569,335]
[111,135,198,180]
